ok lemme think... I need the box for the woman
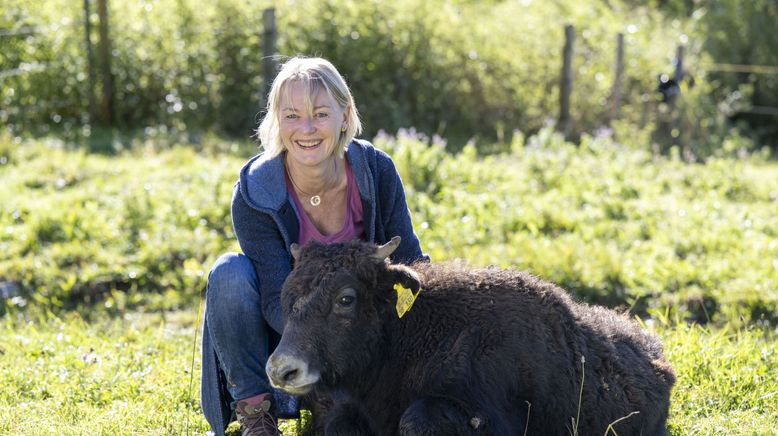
[201,57,427,436]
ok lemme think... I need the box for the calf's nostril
[281,367,299,383]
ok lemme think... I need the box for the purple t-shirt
[287,161,365,246]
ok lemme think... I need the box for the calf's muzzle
[266,346,321,395]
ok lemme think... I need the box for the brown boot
[235,393,280,436]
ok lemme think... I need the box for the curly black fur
[276,240,675,435]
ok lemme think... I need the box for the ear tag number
[394,283,420,318]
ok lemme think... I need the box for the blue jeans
[201,252,297,435]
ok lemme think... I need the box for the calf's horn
[372,236,402,262]
[290,243,302,262]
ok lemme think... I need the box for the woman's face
[279,80,346,168]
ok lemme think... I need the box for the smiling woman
[280,81,346,164]
[200,56,428,436]
[280,81,346,212]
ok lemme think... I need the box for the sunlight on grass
[0,311,210,434]
[662,324,778,435]
[2,134,777,434]
[1,310,776,435]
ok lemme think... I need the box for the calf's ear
[385,264,421,293]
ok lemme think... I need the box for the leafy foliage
[699,0,778,146]
[0,0,270,138]
[1,131,776,326]
[3,0,771,152]
[381,129,778,325]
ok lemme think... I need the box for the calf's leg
[324,401,375,436]
[398,396,488,436]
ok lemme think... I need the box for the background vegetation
[2,0,777,434]
[2,0,777,152]
[2,130,776,325]
[1,133,777,434]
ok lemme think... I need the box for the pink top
[287,160,365,247]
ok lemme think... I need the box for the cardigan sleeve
[374,149,429,265]
[230,184,289,333]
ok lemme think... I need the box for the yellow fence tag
[394,283,420,318]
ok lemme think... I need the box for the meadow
[1,130,777,434]
[3,0,777,433]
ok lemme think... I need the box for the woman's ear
[340,108,349,131]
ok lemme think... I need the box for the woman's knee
[206,252,258,302]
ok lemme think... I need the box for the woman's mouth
[295,139,322,150]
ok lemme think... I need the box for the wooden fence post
[83,0,97,124]
[608,32,624,125]
[261,8,278,111]
[97,0,113,127]
[558,24,574,141]
[654,44,685,154]
[674,44,685,83]
[673,44,686,153]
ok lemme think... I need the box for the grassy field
[0,311,775,435]
[1,131,777,434]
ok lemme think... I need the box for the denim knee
[206,252,259,308]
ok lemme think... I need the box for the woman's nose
[302,117,315,133]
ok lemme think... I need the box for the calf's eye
[334,287,357,313]
[337,295,355,307]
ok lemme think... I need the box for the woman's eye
[285,113,299,120]
[315,112,329,119]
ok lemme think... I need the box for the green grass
[661,322,778,434]
[0,310,775,435]
[2,130,776,323]
[380,129,778,325]
[1,131,778,434]
[0,310,209,434]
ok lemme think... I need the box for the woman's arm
[231,184,290,333]
[374,150,429,265]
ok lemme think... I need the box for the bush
[2,131,777,323]
[380,128,778,324]
[4,0,761,154]
[0,136,242,314]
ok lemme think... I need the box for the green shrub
[380,128,778,324]
[2,131,777,324]
[5,0,762,154]
[0,138,241,314]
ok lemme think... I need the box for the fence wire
[0,20,83,38]
[0,62,49,79]
[705,63,778,75]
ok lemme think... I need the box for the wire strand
[186,286,205,435]
[705,63,778,75]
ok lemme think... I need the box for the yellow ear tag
[394,283,420,318]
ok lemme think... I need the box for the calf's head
[266,236,420,395]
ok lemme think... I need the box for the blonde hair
[257,57,362,158]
